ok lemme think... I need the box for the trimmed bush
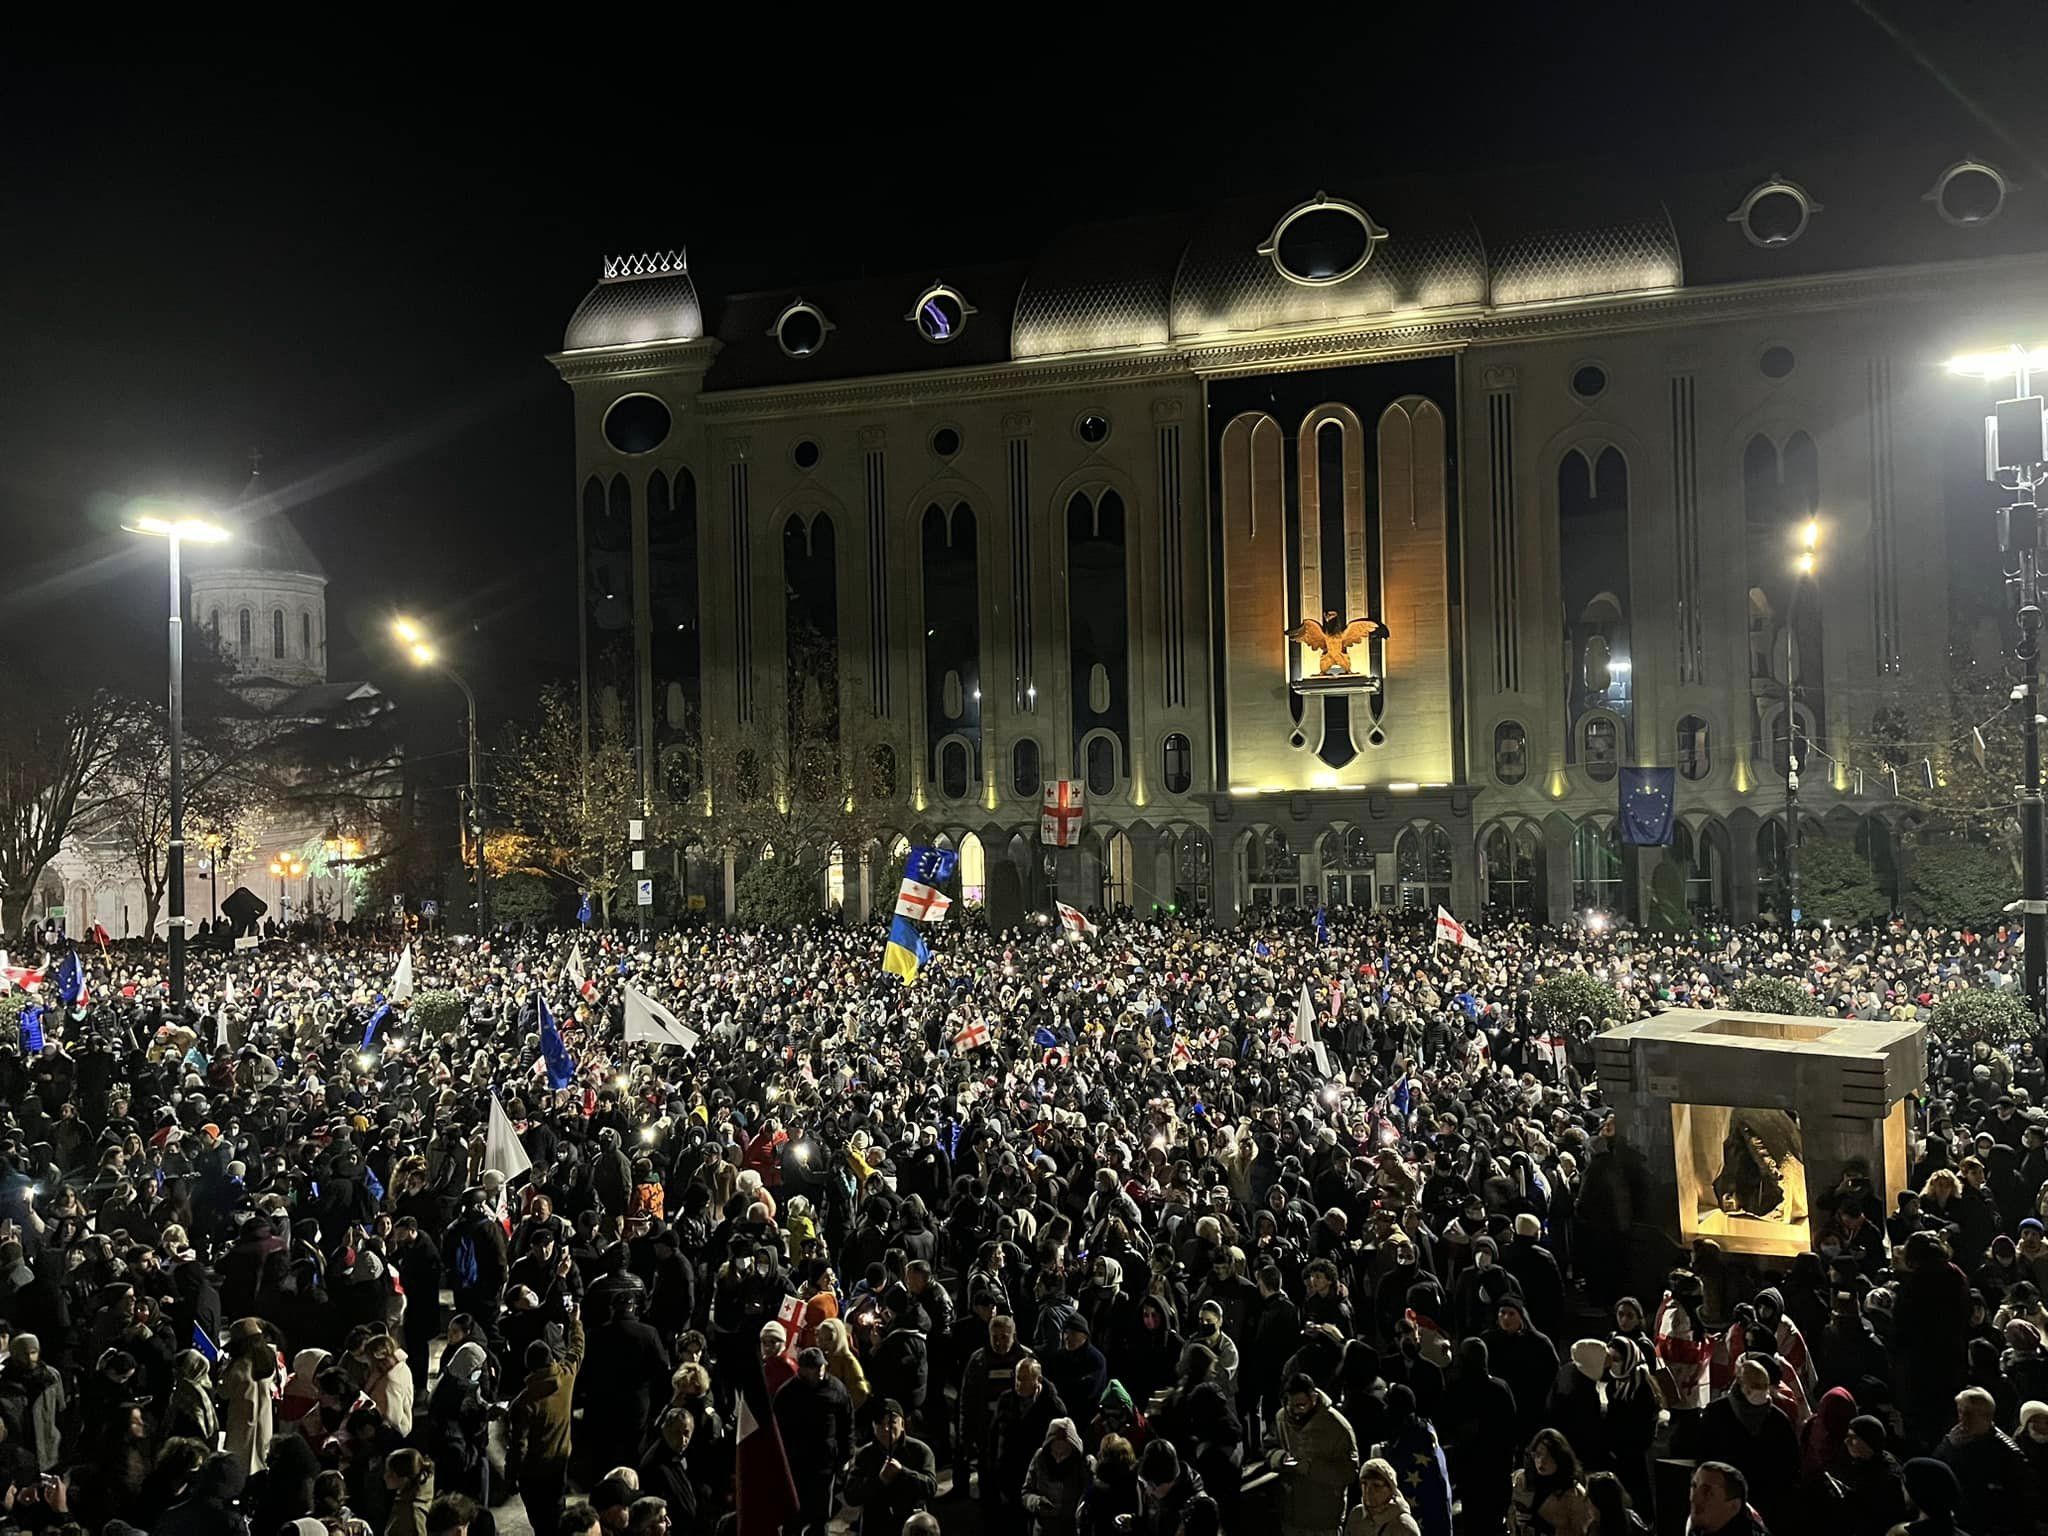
[1531,972,1624,1040]
[1931,986,2035,1046]
[1797,837,1890,925]
[736,858,821,927]
[408,990,468,1039]
[1907,843,2014,929]
[1729,975,1820,1016]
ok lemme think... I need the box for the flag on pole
[1315,906,1330,945]
[537,997,576,1090]
[1054,901,1098,941]
[53,949,88,1009]
[1434,906,1480,951]
[577,892,593,926]
[191,1322,221,1365]
[735,1354,799,1536]
[894,879,953,924]
[952,1018,991,1051]
[1292,982,1317,1044]
[360,1001,391,1050]
[904,845,959,886]
[881,914,929,985]
[484,1093,534,1181]
[389,945,416,1003]
[566,943,596,999]
[90,923,111,955]
[624,984,700,1049]
[215,1001,230,1051]
[223,969,237,1007]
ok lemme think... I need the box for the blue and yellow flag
[882,914,930,984]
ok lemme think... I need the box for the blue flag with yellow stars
[905,845,959,886]
[1618,766,1676,845]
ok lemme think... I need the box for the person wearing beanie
[506,1302,585,1534]
[772,1346,852,1535]
[1502,1212,1565,1341]
[1838,1413,1908,1536]
[1483,1298,1559,1447]
[1900,1455,1966,1536]
[1451,1234,1524,1337]
[1544,1340,1611,1478]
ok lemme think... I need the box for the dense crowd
[0,904,2038,1536]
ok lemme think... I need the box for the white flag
[566,942,593,998]
[223,970,237,1006]
[623,984,700,1049]
[1434,906,1481,951]
[215,1002,230,1051]
[389,945,415,1002]
[485,1092,533,1182]
[1054,901,1099,940]
[1293,982,1317,1044]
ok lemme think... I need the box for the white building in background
[41,468,392,938]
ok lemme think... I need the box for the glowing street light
[124,508,229,1006]
[1783,521,1821,924]
[392,616,488,933]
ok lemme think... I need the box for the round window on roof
[1729,178,1821,248]
[1259,193,1387,286]
[1760,345,1796,380]
[602,394,672,455]
[792,439,821,471]
[773,300,830,358]
[1570,364,1607,401]
[930,425,962,460]
[1931,161,2008,227]
[910,285,971,344]
[1076,413,1110,446]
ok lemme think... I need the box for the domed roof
[564,252,705,350]
[186,470,326,583]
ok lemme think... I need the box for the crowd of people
[0,903,2037,1536]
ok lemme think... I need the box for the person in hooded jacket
[1438,1337,1518,1536]
[1022,1415,1088,1536]
[422,1341,493,1509]
[1545,1340,1611,1478]
[1153,1342,1242,1535]
[1452,1236,1525,1337]
[1602,1335,1660,1521]
[1485,1298,1560,1446]
[1695,1356,1800,1531]
[1832,1413,1909,1536]
[1899,1454,1969,1536]
[1372,1383,1452,1536]
[1119,1294,1183,1405]
[1817,1286,1894,1401]
[1501,1215,1565,1342]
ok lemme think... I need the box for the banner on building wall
[1040,780,1086,847]
[1618,766,1677,846]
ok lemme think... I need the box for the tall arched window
[1677,715,1711,780]
[301,611,312,659]
[1494,721,1528,785]
[1103,831,1134,910]
[1583,716,1619,782]
[1394,824,1454,911]
[208,608,220,636]
[1161,733,1192,795]
[1485,824,1540,915]
[1175,829,1213,912]
[1012,739,1041,799]
[1245,828,1300,909]
[1757,819,1788,911]
[1572,820,1623,911]
[939,739,971,800]
[1084,733,1116,796]
[237,609,252,657]
[272,609,286,659]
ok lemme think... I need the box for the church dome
[564,252,705,350]
[186,467,329,689]
[186,473,326,581]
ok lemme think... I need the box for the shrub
[0,990,30,1040]
[1796,837,1890,925]
[1531,972,1625,1040]
[1931,986,2035,1046]
[408,990,468,1039]
[1729,975,1820,1016]
[491,872,559,927]
[736,858,821,927]
[870,847,909,919]
[1907,843,2014,929]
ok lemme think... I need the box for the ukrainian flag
[882,913,929,984]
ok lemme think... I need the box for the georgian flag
[952,1018,991,1051]
[1434,905,1480,951]
[566,942,597,999]
[895,879,953,924]
[1055,901,1098,941]
[0,955,44,993]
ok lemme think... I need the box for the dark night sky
[3,9,2045,759]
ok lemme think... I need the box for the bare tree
[493,684,639,921]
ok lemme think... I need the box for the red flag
[736,1356,798,1536]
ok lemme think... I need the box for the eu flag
[538,997,576,1090]
[1618,766,1677,846]
[577,892,593,926]
[54,949,86,1008]
[191,1323,221,1365]
[360,1000,391,1050]
[1315,907,1330,946]
[905,845,959,886]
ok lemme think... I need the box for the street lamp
[268,853,306,927]
[392,617,488,934]
[1782,518,1820,924]
[123,510,228,1007]
[1948,344,2048,1013]
[323,828,363,927]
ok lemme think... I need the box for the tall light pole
[123,512,228,1008]
[268,852,306,927]
[1783,519,1820,925]
[393,618,488,935]
[1948,344,2048,1014]
[324,828,362,928]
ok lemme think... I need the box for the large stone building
[551,154,2048,926]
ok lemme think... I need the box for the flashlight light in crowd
[1585,912,1609,932]
[1378,1124,1398,1146]
[795,1142,812,1164]
[357,1053,375,1072]
[614,1074,630,1090]
[640,1126,658,1144]
[1322,1084,1342,1106]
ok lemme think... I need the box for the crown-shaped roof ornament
[601,250,690,282]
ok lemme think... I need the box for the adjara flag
[1434,906,1480,951]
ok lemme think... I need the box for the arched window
[237,608,252,657]
[301,611,312,659]
[1161,733,1192,795]
[272,609,285,660]
[1485,824,1540,915]
[1757,819,1788,912]
[940,739,971,800]
[1245,828,1300,909]
[208,608,220,636]
[960,833,987,905]
[1084,733,1116,796]
[1583,717,1619,782]
[1394,824,1454,912]
[1572,820,1623,911]
[1494,721,1528,785]
[1012,739,1041,799]
[1174,829,1213,913]
[1677,715,1711,780]
[1103,831,1133,910]
[1321,826,1373,907]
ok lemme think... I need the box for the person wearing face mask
[1187,1300,1238,1391]
[1695,1356,1799,1530]
[1452,1234,1524,1337]
[1601,1336,1658,1523]
[1834,1413,1908,1536]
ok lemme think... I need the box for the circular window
[602,394,671,455]
[1728,178,1820,248]
[1760,345,1796,380]
[930,425,962,459]
[910,285,970,343]
[1570,364,1607,401]
[792,439,821,471]
[1076,413,1110,445]
[773,300,829,358]
[1259,193,1386,286]
[1931,161,2007,227]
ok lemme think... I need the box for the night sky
[3,12,2044,760]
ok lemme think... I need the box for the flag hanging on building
[1054,901,1098,940]
[894,879,953,924]
[389,945,416,1003]
[1434,906,1481,950]
[735,1353,799,1536]
[485,1092,534,1181]
[1040,780,1086,847]
[624,984,700,1049]
[537,997,576,1090]
[1618,766,1677,846]
[904,845,959,886]
[882,914,930,985]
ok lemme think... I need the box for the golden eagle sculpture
[1286,609,1386,675]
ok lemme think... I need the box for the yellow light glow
[129,514,229,543]
[409,643,436,665]
[1388,781,1420,792]
[1801,520,1819,550]
[1547,769,1570,799]
[392,618,422,644]
[1796,551,1815,575]
[1733,758,1754,794]
[1945,347,2048,379]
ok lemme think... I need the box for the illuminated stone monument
[1594,1012,1924,1259]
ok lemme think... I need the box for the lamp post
[268,853,306,928]
[1783,520,1820,925]
[323,829,362,927]
[1948,344,2048,1015]
[123,511,228,1008]
[393,618,488,935]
